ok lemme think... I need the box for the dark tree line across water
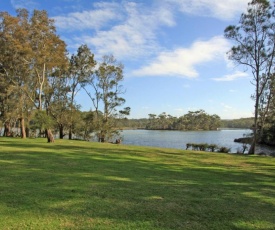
[116,112,254,130]
[146,110,221,131]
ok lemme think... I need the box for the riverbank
[1,137,274,229]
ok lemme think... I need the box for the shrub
[218,146,231,153]
[207,144,218,152]
[199,143,208,151]
[186,142,231,153]
[186,143,192,150]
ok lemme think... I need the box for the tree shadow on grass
[0,138,275,229]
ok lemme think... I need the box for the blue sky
[2,0,254,119]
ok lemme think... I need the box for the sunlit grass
[0,137,274,229]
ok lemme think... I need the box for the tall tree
[47,69,70,139]
[224,0,275,154]
[89,55,129,142]
[27,10,67,142]
[0,9,33,138]
[68,44,96,139]
[0,9,68,142]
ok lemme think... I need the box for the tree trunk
[249,80,260,155]
[59,124,64,139]
[3,121,12,137]
[248,140,256,155]
[25,127,30,138]
[69,126,72,140]
[99,130,105,142]
[46,129,54,142]
[20,117,26,139]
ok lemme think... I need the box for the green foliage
[221,118,254,129]
[186,143,229,153]
[90,55,129,142]
[218,146,231,153]
[30,110,55,131]
[0,9,129,141]
[146,110,221,131]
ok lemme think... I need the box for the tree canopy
[0,9,129,142]
[145,110,221,131]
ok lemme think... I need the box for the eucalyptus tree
[224,0,275,154]
[68,44,96,139]
[27,10,67,142]
[146,113,158,129]
[88,55,129,142]
[158,112,168,129]
[0,9,68,142]
[47,69,70,139]
[0,9,33,138]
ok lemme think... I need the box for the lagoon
[121,129,252,153]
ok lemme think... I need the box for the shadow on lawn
[0,138,275,229]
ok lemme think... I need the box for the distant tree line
[116,116,255,130]
[221,118,254,129]
[114,110,222,131]
[0,9,129,142]
[145,110,221,131]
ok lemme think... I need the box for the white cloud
[221,103,233,110]
[11,0,39,10]
[164,0,250,20]
[212,71,249,81]
[54,1,175,59]
[53,2,119,30]
[52,0,248,61]
[132,36,230,78]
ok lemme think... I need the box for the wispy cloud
[132,36,230,78]
[49,0,251,75]
[53,2,120,30]
[212,71,249,81]
[11,0,39,10]
[164,0,250,20]
[51,0,250,61]
[221,103,233,110]
[54,1,175,59]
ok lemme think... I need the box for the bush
[185,143,230,153]
[207,144,218,152]
[218,146,231,153]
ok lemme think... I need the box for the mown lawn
[0,137,274,230]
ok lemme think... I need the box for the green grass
[0,137,274,230]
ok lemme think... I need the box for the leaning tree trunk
[46,129,54,143]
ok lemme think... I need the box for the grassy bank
[0,137,274,229]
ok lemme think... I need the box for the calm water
[121,129,253,153]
